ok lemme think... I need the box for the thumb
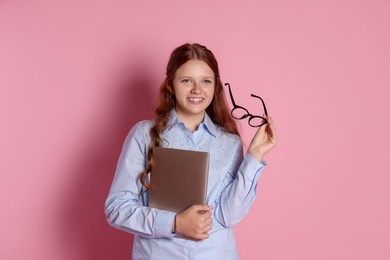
[252,122,267,142]
[257,115,268,134]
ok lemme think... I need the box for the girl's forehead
[175,60,214,77]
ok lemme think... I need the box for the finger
[267,116,275,128]
[266,117,277,140]
[263,116,273,130]
[194,232,209,240]
[203,211,212,218]
[193,204,213,213]
[201,214,212,225]
[200,224,213,234]
[200,215,212,225]
[199,212,212,222]
[202,225,213,234]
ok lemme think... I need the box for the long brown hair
[140,43,239,191]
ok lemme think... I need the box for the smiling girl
[105,43,277,259]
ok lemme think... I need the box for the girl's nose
[190,82,201,94]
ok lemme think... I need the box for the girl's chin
[176,108,206,117]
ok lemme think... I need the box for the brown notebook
[149,147,210,213]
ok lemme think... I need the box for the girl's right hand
[174,205,213,240]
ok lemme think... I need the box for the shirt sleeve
[104,121,176,239]
[214,141,266,227]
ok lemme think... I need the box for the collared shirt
[105,110,266,260]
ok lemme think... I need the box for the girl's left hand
[248,116,277,162]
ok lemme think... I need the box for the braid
[139,80,174,192]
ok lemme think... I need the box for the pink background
[1,0,389,259]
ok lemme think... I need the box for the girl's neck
[175,110,205,132]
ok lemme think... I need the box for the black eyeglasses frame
[225,83,268,128]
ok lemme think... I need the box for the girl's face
[172,59,215,124]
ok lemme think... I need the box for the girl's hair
[140,43,239,191]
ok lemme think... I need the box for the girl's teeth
[189,98,203,102]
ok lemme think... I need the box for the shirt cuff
[239,153,266,180]
[154,209,177,238]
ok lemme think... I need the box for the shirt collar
[165,109,218,138]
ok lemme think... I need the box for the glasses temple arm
[251,94,268,116]
[224,83,237,106]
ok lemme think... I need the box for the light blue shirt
[105,110,266,260]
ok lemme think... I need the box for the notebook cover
[149,147,210,213]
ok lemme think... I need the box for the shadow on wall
[61,61,158,259]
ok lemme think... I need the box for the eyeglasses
[225,83,268,127]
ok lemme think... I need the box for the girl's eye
[203,80,212,84]
[182,79,191,83]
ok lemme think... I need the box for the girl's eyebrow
[179,75,214,79]
[177,75,214,79]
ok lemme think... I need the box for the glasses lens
[231,107,249,119]
[249,116,267,127]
